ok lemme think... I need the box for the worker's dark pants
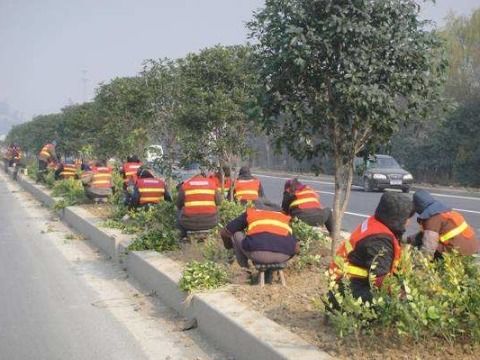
[36,160,48,183]
[177,211,218,238]
[232,232,291,268]
[293,207,334,235]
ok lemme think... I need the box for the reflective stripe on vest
[345,264,369,278]
[235,190,258,197]
[184,189,216,196]
[246,208,292,237]
[185,200,217,207]
[139,188,165,193]
[440,221,469,243]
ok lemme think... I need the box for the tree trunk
[331,156,354,256]
[219,163,225,203]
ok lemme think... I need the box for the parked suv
[353,154,413,193]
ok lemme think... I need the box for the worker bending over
[37,140,57,183]
[231,166,264,203]
[329,192,414,305]
[282,178,333,235]
[55,160,78,180]
[121,155,143,188]
[81,160,113,202]
[408,190,479,258]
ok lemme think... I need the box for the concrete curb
[9,170,331,360]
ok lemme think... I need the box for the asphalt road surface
[255,172,480,236]
[0,171,222,360]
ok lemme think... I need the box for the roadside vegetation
[6,2,480,359]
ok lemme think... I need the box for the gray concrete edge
[11,171,332,360]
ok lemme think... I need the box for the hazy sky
[0,0,478,120]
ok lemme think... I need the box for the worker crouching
[220,200,298,283]
[328,192,414,306]
[176,174,222,237]
[127,166,172,209]
[231,166,264,203]
[282,178,333,235]
[81,160,113,202]
[408,190,479,259]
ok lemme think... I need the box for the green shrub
[202,229,234,265]
[51,178,87,208]
[129,226,180,252]
[218,200,245,227]
[109,171,125,206]
[179,260,229,292]
[44,171,56,188]
[26,162,38,180]
[324,247,480,343]
[292,219,329,269]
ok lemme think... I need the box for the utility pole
[81,69,88,102]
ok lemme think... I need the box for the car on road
[353,154,413,193]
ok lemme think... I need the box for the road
[255,172,480,235]
[0,171,222,360]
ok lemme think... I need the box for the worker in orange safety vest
[328,192,414,306]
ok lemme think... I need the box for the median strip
[4,168,330,360]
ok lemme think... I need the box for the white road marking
[316,190,335,195]
[255,173,335,185]
[453,208,480,215]
[431,193,480,201]
[345,211,369,218]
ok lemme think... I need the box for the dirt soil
[81,205,479,359]
[80,204,112,220]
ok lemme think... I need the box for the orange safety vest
[39,144,54,161]
[91,167,113,189]
[330,216,401,280]
[234,178,260,201]
[438,211,475,245]
[289,186,322,210]
[136,178,165,205]
[122,162,143,184]
[182,176,217,216]
[60,164,77,179]
[209,174,232,196]
[246,208,292,237]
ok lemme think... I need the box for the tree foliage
[176,45,259,172]
[249,0,447,247]
[392,9,480,186]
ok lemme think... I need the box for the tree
[175,45,259,193]
[391,8,480,186]
[7,113,61,155]
[94,77,153,160]
[249,0,447,251]
[141,58,183,183]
